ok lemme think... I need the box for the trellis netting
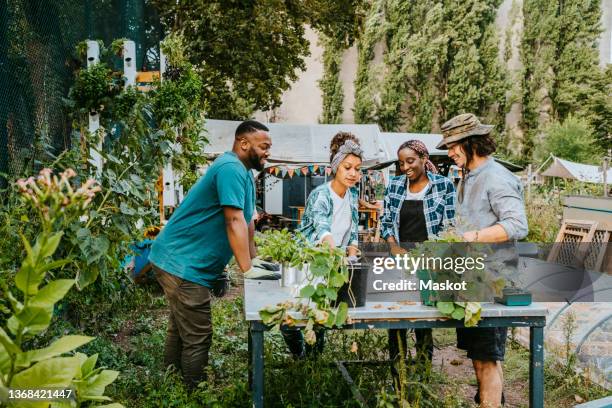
[0,0,163,187]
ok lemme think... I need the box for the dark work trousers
[389,199,434,378]
[281,326,325,358]
[388,329,434,362]
[154,265,212,388]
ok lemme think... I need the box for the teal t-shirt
[149,151,255,288]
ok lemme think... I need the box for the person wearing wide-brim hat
[437,113,528,407]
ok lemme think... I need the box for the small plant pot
[336,263,367,308]
[280,264,298,288]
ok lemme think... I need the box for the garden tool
[244,265,281,280]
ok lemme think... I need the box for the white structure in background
[538,155,612,184]
[86,41,103,175]
[159,47,184,209]
[123,40,137,87]
[86,40,137,176]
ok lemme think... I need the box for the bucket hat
[436,113,494,149]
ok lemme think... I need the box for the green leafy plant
[257,234,350,345]
[412,229,505,327]
[254,229,305,267]
[68,63,122,114]
[537,115,603,164]
[0,168,122,407]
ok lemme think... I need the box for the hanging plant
[68,63,122,114]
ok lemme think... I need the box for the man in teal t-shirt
[150,120,272,388]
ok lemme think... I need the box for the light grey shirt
[456,158,528,240]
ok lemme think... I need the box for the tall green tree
[354,0,508,133]
[152,0,364,120]
[521,0,611,158]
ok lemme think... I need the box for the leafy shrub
[0,169,122,407]
[538,116,603,164]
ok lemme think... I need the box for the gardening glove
[211,271,231,298]
[244,265,281,280]
[252,257,280,272]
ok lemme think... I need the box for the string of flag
[264,164,332,178]
[264,165,383,179]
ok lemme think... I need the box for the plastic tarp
[203,119,389,165]
[540,156,612,184]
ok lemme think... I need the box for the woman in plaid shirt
[380,140,456,380]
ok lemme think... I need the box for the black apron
[399,199,428,243]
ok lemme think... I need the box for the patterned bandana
[398,140,438,174]
[330,140,363,174]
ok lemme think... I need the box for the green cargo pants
[154,265,212,388]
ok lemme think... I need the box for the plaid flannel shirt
[298,183,359,247]
[380,172,456,241]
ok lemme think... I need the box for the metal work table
[244,279,548,408]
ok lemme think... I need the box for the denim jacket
[298,183,359,247]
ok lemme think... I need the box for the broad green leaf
[436,301,455,315]
[80,353,99,377]
[299,285,315,298]
[94,403,124,408]
[29,279,75,309]
[0,346,11,374]
[329,272,347,288]
[335,302,348,326]
[323,287,337,301]
[15,260,42,297]
[13,306,52,336]
[0,327,21,355]
[15,335,94,368]
[76,228,110,265]
[79,370,119,397]
[11,357,80,389]
[40,232,64,259]
[37,259,72,275]
[119,202,136,215]
[77,265,100,289]
[5,289,23,313]
[451,307,465,320]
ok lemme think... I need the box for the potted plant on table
[256,231,351,345]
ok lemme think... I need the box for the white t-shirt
[326,183,352,248]
[405,182,429,201]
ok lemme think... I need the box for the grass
[39,283,608,408]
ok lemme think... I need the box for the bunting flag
[301,167,308,176]
[308,165,315,173]
[313,165,319,172]
[288,169,295,178]
[268,167,275,174]
[281,169,287,178]
[275,167,281,176]
[325,167,332,176]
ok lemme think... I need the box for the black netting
[0,0,162,187]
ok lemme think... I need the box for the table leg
[529,326,544,408]
[248,328,252,391]
[250,323,265,408]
